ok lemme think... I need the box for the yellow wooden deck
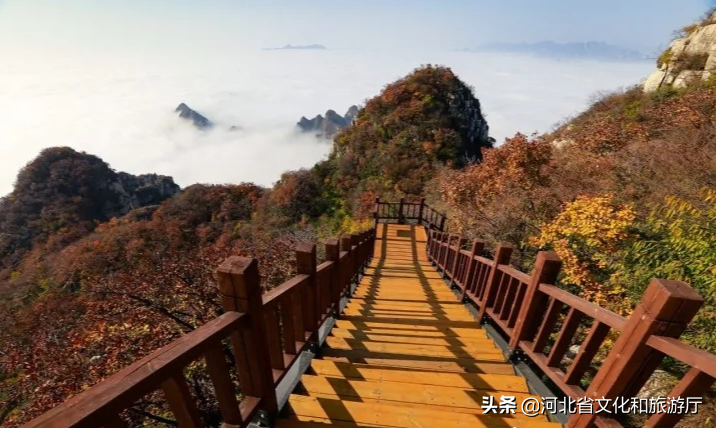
[276,224,561,428]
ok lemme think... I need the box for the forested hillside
[0,65,490,426]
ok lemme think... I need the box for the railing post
[568,279,703,428]
[439,233,450,271]
[460,239,485,302]
[418,198,425,225]
[326,238,340,314]
[373,197,380,229]
[341,234,353,295]
[216,257,279,417]
[476,243,513,320]
[449,236,467,286]
[296,243,318,341]
[508,251,561,350]
[350,234,360,279]
[398,197,405,224]
[439,214,446,231]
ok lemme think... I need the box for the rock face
[175,103,212,129]
[446,86,491,160]
[110,172,181,217]
[297,106,359,139]
[644,12,716,92]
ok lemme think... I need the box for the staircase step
[298,373,539,412]
[309,360,523,390]
[324,337,502,359]
[283,394,562,428]
[321,350,512,374]
[330,328,491,346]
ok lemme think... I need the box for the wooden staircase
[277,224,561,428]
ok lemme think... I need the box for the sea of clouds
[0,49,653,196]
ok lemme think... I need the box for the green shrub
[657,48,674,69]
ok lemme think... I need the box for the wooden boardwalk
[277,224,561,428]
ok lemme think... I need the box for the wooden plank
[342,310,476,322]
[161,375,205,428]
[321,350,510,374]
[334,320,486,338]
[349,296,460,304]
[299,374,538,409]
[324,337,502,359]
[277,417,383,428]
[564,321,611,385]
[546,307,584,367]
[304,392,537,416]
[532,298,563,353]
[351,291,458,299]
[204,344,242,426]
[285,395,561,428]
[337,315,479,329]
[332,324,487,338]
[329,329,492,346]
[309,360,526,391]
[345,302,471,313]
[347,297,464,308]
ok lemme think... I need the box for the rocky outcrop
[644,11,716,92]
[109,173,181,217]
[175,103,212,129]
[446,85,491,160]
[297,106,359,139]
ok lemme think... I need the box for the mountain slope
[325,64,492,203]
[0,147,179,277]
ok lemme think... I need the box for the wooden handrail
[418,204,716,428]
[20,312,251,428]
[538,284,627,331]
[21,228,376,428]
[373,197,447,231]
[647,336,716,379]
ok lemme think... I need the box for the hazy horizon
[0,0,710,196]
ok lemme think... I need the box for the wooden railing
[373,197,446,231]
[20,229,376,428]
[427,230,716,428]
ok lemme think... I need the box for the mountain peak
[175,103,212,129]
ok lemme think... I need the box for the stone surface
[645,18,716,91]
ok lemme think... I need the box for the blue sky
[0,0,704,195]
[0,0,711,54]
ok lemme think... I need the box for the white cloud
[0,48,653,196]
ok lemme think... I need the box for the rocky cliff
[297,106,359,139]
[644,10,716,91]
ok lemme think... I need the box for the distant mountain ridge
[263,44,327,51]
[464,41,647,61]
[297,106,359,139]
